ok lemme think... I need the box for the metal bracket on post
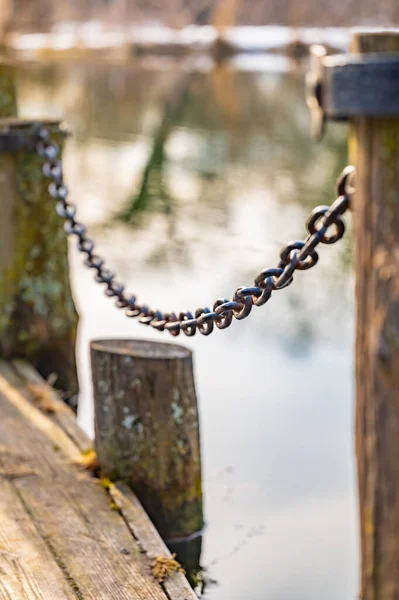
[306,45,399,139]
[0,118,69,152]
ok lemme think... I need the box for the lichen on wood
[91,339,204,541]
[0,65,78,397]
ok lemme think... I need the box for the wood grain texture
[91,339,203,540]
[111,482,197,600]
[351,30,399,600]
[0,361,81,463]
[0,362,193,599]
[0,479,76,600]
[11,359,91,451]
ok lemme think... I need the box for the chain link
[36,127,355,337]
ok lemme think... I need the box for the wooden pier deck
[0,359,196,600]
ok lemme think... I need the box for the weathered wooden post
[0,64,79,399]
[91,339,204,543]
[307,29,399,599]
[350,30,399,600]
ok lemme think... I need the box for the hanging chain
[36,126,355,337]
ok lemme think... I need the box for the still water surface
[17,56,358,599]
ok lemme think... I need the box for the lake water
[17,55,358,599]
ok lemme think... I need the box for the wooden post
[0,0,11,46]
[0,64,16,116]
[0,64,79,399]
[351,30,399,600]
[91,339,204,542]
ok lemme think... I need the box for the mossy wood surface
[91,339,204,541]
[0,359,196,599]
[0,66,78,396]
[351,30,399,600]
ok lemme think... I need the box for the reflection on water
[17,58,358,599]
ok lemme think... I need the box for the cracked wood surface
[0,360,196,600]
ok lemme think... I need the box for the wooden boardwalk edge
[0,359,196,600]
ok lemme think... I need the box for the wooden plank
[0,362,189,600]
[11,359,91,451]
[0,362,81,463]
[9,360,196,599]
[111,483,197,600]
[0,368,167,600]
[11,360,197,599]
[0,479,76,600]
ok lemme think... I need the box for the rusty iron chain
[36,126,355,337]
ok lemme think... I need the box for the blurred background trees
[2,0,398,34]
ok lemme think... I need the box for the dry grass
[26,383,57,414]
[152,554,185,582]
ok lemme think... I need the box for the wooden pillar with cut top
[0,64,79,402]
[91,339,204,544]
[350,30,399,600]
